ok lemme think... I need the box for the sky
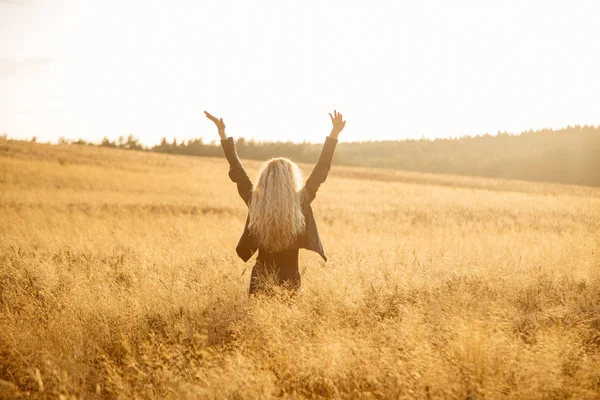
[1,0,599,145]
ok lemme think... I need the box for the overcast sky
[1,0,599,145]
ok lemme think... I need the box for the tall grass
[1,139,599,399]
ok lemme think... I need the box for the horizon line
[2,123,599,147]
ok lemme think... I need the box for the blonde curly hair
[248,157,306,252]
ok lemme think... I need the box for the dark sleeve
[221,137,253,205]
[303,136,338,204]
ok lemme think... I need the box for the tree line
[56,125,600,186]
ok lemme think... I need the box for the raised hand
[204,111,227,140]
[329,110,346,139]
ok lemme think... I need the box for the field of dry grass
[1,138,599,399]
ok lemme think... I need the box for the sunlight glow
[1,0,599,145]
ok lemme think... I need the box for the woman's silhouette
[205,110,346,295]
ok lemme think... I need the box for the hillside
[88,124,600,186]
[1,139,599,398]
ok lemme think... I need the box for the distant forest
[45,125,600,186]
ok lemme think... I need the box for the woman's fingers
[329,110,345,128]
[204,111,225,128]
[204,111,219,122]
[204,111,217,121]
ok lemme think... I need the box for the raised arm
[304,110,346,204]
[204,111,253,205]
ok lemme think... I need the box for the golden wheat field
[1,138,599,399]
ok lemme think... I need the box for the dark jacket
[220,136,338,262]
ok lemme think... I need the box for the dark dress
[220,136,338,295]
[249,248,301,295]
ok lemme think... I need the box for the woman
[204,110,346,295]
